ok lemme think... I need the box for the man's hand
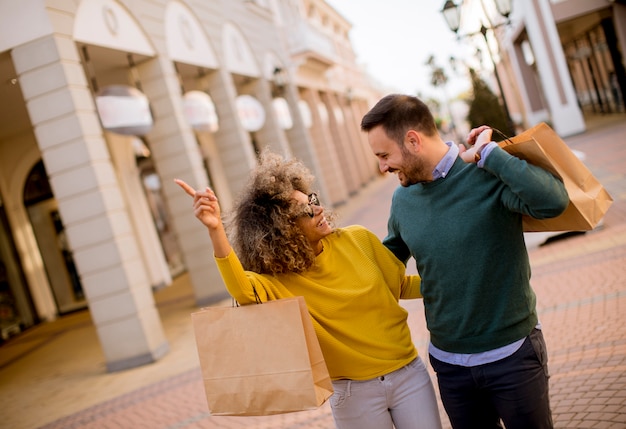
[458,126,493,163]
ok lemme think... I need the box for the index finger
[174,179,196,197]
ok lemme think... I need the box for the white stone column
[106,134,172,290]
[522,0,585,136]
[135,56,229,306]
[507,41,544,127]
[342,98,376,185]
[322,92,360,196]
[281,83,332,204]
[12,35,168,371]
[205,67,258,199]
[301,89,349,207]
[253,78,293,157]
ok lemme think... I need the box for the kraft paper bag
[497,122,613,232]
[191,295,333,416]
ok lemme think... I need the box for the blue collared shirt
[433,141,498,180]
[432,142,459,180]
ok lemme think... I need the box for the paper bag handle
[231,285,263,307]
[491,127,513,144]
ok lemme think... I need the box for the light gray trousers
[330,357,442,429]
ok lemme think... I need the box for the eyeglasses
[302,192,320,218]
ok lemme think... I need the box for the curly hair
[226,150,336,275]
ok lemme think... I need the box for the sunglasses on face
[302,192,320,218]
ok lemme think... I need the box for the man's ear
[404,129,421,153]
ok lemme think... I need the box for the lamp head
[441,0,461,33]
[273,67,286,88]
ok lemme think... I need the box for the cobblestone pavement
[1,116,625,429]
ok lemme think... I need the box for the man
[361,94,569,429]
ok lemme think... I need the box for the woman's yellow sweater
[214,225,422,380]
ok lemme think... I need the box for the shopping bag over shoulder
[497,122,613,232]
[191,295,333,416]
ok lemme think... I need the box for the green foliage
[466,68,509,134]
[434,116,444,131]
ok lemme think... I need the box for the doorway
[24,161,86,315]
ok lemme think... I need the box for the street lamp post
[441,0,516,136]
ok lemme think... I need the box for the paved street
[1,117,625,429]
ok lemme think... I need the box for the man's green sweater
[384,146,569,354]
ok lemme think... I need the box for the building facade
[467,0,626,137]
[0,0,381,371]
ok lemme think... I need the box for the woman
[175,150,441,429]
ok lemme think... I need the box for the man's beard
[398,148,430,186]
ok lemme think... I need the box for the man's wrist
[474,143,489,162]
[474,142,497,166]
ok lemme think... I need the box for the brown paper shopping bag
[191,295,333,416]
[497,122,613,232]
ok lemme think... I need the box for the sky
[324,0,481,100]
